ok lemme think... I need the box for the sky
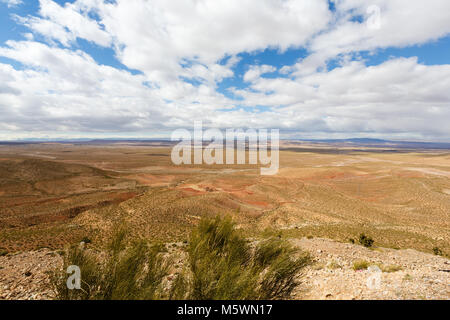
[0,0,450,141]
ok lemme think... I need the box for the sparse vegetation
[359,233,374,248]
[327,260,342,270]
[432,247,443,256]
[380,264,402,273]
[261,227,283,239]
[351,261,401,273]
[312,262,325,271]
[51,227,171,300]
[352,260,371,271]
[174,216,311,300]
[2,145,450,300]
[81,237,91,244]
[403,274,413,281]
[1,147,449,257]
[52,216,310,300]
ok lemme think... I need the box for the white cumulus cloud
[0,0,450,141]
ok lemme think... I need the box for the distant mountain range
[1,137,450,149]
[289,138,450,149]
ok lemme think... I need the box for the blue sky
[2,2,449,94]
[0,0,450,141]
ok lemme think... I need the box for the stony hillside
[1,238,448,300]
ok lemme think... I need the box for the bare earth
[0,142,449,300]
[1,238,448,300]
[0,249,61,300]
[295,238,449,300]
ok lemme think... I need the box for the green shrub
[0,248,8,257]
[255,238,310,299]
[178,216,310,300]
[81,237,92,244]
[80,237,91,244]
[359,233,374,248]
[432,247,443,256]
[352,260,370,271]
[51,227,170,300]
[52,216,310,300]
[261,228,283,239]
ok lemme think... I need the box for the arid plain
[0,142,449,299]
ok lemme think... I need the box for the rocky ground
[295,238,450,300]
[0,249,62,300]
[0,238,448,300]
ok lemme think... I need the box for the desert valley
[0,141,448,300]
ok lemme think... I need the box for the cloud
[15,0,112,47]
[234,57,450,139]
[26,0,330,83]
[0,40,235,135]
[0,0,22,8]
[244,65,277,82]
[287,0,450,76]
[1,0,450,141]
[0,41,167,133]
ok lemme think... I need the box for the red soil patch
[0,191,139,229]
[110,192,137,202]
[179,188,207,196]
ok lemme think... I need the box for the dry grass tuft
[51,216,310,300]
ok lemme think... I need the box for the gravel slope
[1,238,448,300]
[295,238,449,300]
